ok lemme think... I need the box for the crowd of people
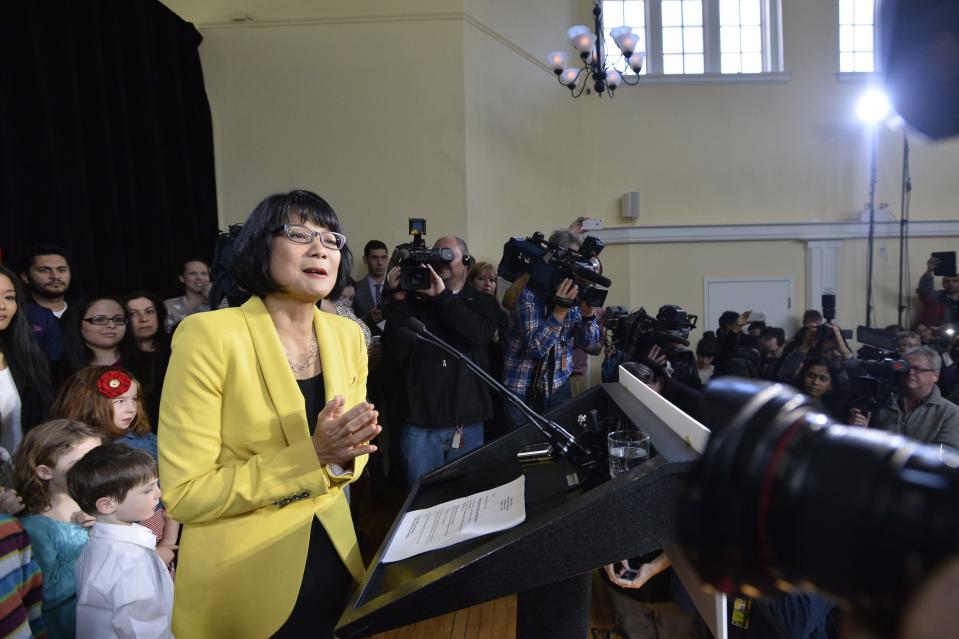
[0,189,956,638]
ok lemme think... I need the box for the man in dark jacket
[383,235,499,488]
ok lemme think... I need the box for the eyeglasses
[272,224,347,250]
[82,315,128,326]
[907,365,937,375]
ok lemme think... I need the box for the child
[0,513,46,638]
[49,367,179,568]
[67,444,173,639]
[13,419,102,639]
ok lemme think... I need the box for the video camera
[851,325,909,414]
[388,218,453,291]
[497,232,611,307]
[604,305,698,363]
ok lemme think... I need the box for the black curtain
[0,0,218,300]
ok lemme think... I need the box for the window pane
[624,1,645,27]
[720,0,739,26]
[854,51,874,72]
[840,51,855,72]
[721,52,741,73]
[854,0,874,25]
[683,0,703,27]
[663,53,685,73]
[854,25,873,51]
[684,54,704,74]
[741,25,761,52]
[720,25,741,52]
[742,53,762,72]
[839,0,854,25]
[685,26,704,53]
[662,0,683,26]
[663,26,684,53]
[740,0,761,26]
[839,25,854,52]
[605,2,625,28]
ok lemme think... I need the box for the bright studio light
[856,89,892,124]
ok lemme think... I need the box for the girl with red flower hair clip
[49,366,180,573]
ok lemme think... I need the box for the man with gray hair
[851,345,959,448]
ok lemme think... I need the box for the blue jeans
[401,421,484,488]
[504,381,572,432]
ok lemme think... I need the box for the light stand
[865,125,879,327]
[897,133,912,327]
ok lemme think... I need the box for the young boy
[67,444,173,639]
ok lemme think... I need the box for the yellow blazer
[158,296,368,638]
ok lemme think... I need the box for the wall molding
[592,220,959,244]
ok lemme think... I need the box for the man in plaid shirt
[502,230,601,430]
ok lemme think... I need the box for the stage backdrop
[0,0,218,300]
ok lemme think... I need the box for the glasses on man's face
[907,365,937,375]
[273,224,347,250]
[82,315,128,326]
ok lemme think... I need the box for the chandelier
[547,1,645,97]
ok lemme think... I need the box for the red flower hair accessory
[97,370,132,398]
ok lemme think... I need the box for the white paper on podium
[381,475,526,563]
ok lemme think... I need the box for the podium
[336,372,717,638]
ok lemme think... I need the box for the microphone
[401,316,592,462]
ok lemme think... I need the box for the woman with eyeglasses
[122,291,171,429]
[158,190,381,639]
[0,263,55,451]
[55,296,137,385]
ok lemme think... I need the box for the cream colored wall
[159,0,959,336]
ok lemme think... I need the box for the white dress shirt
[0,367,23,454]
[75,523,174,639]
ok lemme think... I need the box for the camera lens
[677,377,959,629]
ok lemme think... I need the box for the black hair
[718,311,740,330]
[802,309,824,324]
[122,290,169,348]
[759,326,786,346]
[0,264,54,431]
[231,190,353,300]
[179,258,210,275]
[797,356,833,392]
[696,334,720,357]
[747,320,767,332]
[67,444,157,516]
[18,244,72,274]
[58,295,139,381]
[363,240,388,257]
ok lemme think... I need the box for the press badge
[731,597,752,629]
[451,425,465,449]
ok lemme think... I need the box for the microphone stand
[401,318,597,467]
[897,132,912,327]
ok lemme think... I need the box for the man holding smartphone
[917,254,959,328]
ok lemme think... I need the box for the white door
[704,277,794,337]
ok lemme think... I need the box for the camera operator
[917,256,959,327]
[382,235,499,488]
[502,229,601,431]
[850,346,959,449]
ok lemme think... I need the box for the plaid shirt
[503,288,601,399]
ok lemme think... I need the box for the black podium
[336,381,700,638]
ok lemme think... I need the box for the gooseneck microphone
[401,316,591,462]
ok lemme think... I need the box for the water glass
[607,430,651,478]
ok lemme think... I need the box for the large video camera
[678,377,959,636]
[604,305,698,362]
[388,218,453,291]
[497,232,611,307]
[851,325,909,414]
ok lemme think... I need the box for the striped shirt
[503,288,601,399]
[0,515,46,638]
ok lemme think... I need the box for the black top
[296,373,324,435]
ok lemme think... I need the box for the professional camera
[678,377,959,636]
[497,232,611,307]
[209,223,251,308]
[388,218,453,291]
[604,304,698,362]
[850,325,909,414]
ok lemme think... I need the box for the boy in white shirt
[67,444,174,639]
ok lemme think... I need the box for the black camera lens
[678,377,959,631]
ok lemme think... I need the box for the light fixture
[547,1,644,98]
[856,88,892,124]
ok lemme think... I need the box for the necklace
[283,331,319,374]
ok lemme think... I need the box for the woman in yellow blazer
[158,190,381,638]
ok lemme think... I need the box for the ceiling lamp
[547,1,644,97]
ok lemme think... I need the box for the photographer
[850,346,959,449]
[917,256,959,327]
[502,230,601,430]
[382,235,499,488]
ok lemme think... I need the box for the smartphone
[932,251,957,277]
[581,218,603,231]
[517,442,553,463]
[749,311,766,322]
[617,568,638,581]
